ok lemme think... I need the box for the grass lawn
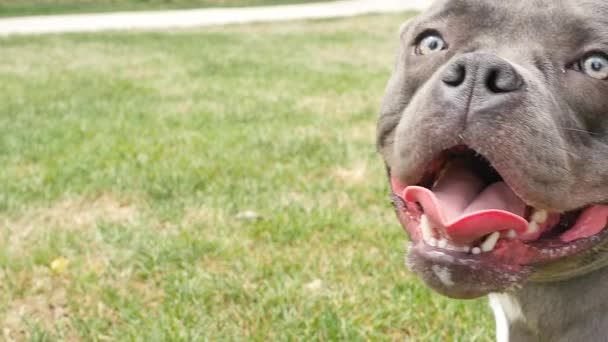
[0,0,337,17]
[0,13,494,341]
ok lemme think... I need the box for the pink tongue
[561,206,608,243]
[404,161,528,244]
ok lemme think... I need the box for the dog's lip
[406,242,534,299]
[389,146,608,297]
[390,147,608,246]
[394,192,608,298]
[393,190,608,266]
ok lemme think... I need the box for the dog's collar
[530,238,608,283]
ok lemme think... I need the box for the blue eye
[581,54,608,80]
[417,35,446,55]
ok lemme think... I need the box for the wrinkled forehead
[416,0,608,46]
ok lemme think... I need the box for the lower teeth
[481,232,500,252]
[420,214,500,254]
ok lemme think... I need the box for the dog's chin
[390,147,608,299]
[406,244,532,299]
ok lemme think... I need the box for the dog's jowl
[377,0,608,341]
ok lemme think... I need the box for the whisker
[556,126,597,135]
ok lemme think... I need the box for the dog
[376,0,608,340]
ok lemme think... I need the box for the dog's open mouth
[391,146,608,297]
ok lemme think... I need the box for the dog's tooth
[481,232,501,252]
[532,210,548,224]
[506,230,517,239]
[444,241,455,250]
[451,244,469,253]
[527,221,539,234]
[443,241,456,251]
[444,242,471,253]
[472,247,481,255]
[421,215,433,242]
[445,241,459,251]
[428,238,438,247]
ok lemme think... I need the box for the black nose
[442,53,523,94]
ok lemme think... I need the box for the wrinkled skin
[377,0,608,340]
[379,0,608,211]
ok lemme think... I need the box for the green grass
[0,14,494,341]
[0,0,337,17]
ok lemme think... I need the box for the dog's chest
[489,294,525,342]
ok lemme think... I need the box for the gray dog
[377,0,608,340]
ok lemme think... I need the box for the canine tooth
[428,238,438,247]
[421,215,433,242]
[532,210,548,224]
[506,230,517,239]
[438,239,448,249]
[472,247,481,255]
[462,246,471,253]
[481,232,500,252]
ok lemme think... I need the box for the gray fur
[497,268,608,341]
[377,0,608,340]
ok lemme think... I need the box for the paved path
[0,0,429,36]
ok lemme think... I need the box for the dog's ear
[377,20,414,149]
[396,18,415,63]
[386,18,415,104]
[379,19,413,132]
[398,20,412,39]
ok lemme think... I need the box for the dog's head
[378,0,608,299]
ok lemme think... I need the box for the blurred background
[0,0,494,340]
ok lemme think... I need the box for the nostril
[442,64,466,87]
[441,54,524,96]
[485,67,523,93]
[486,69,502,93]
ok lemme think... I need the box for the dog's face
[378,0,608,299]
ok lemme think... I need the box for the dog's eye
[580,54,608,80]
[416,35,446,55]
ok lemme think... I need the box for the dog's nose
[442,53,523,94]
